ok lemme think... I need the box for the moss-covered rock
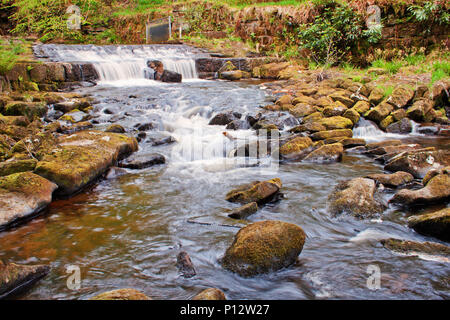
[323,102,348,117]
[386,118,412,134]
[379,115,394,130]
[340,138,366,148]
[328,177,387,218]
[228,202,258,219]
[407,208,450,241]
[192,288,226,300]
[329,93,354,108]
[390,173,450,206]
[365,102,394,123]
[0,172,57,230]
[352,101,370,115]
[0,134,16,160]
[342,108,360,125]
[366,171,414,188]
[302,111,324,124]
[406,99,433,122]
[221,220,306,277]
[387,85,415,109]
[278,136,313,159]
[289,122,326,133]
[384,150,450,179]
[90,288,150,300]
[303,142,343,163]
[288,103,318,118]
[311,129,353,141]
[368,87,385,105]
[255,62,290,79]
[319,116,353,130]
[366,140,402,150]
[391,109,407,122]
[3,101,48,121]
[292,94,316,106]
[366,143,421,156]
[34,131,138,196]
[0,159,37,177]
[105,124,126,133]
[0,261,50,299]
[225,178,282,205]
[275,94,293,106]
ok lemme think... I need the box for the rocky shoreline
[0,55,449,299]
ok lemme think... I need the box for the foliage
[371,59,404,74]
[431,60,450,83]
[0,39,25,75]
[408,1,450,25]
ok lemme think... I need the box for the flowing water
[1,45,449,300]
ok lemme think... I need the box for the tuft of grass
[431,61,450,84]
[376,84,395,98]
[371,59,404,74]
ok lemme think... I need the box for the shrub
[0,39,25,75]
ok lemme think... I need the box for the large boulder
[0,158,37,177]
[328,177,387,218]
[406,99,433,122]
[386,118,413,134]
[221,220,306,277]
[407,208,450,241]
[34,131,138,196]
[225,178,282,205]
[365,102,394,123]
[384,150,450,179]
[366,171,414,188]
[3,101,48,121]
[323,102,348,117]
[390,172,449,206]
[387,85,415,109]
[381,238,450,257]
[303,143,343,163]
[90,289,150,300]
[311,129,352,141]
[0,172,57,230]
[319,116,354,130]
[0,261,50,299]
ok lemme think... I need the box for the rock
[53,99,90,113]
[134,114,163,131]
[255,62,290,79]
[292,94,316,106]
[288,104,318,118]
[105,124,125,133]
[0,134,17,159]
[386,118,413,134]
[302,111,324,124]
[328,177,387,218]
[366,171,414,188]
[406,99,433,122]
[323,102,348,117]
[311,129,353,141]
[147,134,176,146]
[192,288,226,300]
[329,93,354,108]
[368,87,385,105]
[3,101,48,121]
[390,172,449,206]
[0,159,37,177]
[342,108,360,125]
[319,116,353,130]
[289,122,326,133]
[226,119,249,130]
[387,85,415,109]
[352,101,370,114]
[105,166,128,180]
[90,289,150,300]
[365,102,394,123]
[384,150,450,179]
[379,116,394,130]
[0,172,57,230]
[381,238,450,257]
[209,111,241,126]
[225,178,282,205]
[275,94,293,106]
[220,70,243,81]
[366,140,403,151]
[58,110,90,124]
[60,121,93,134]
[340,138,366,148]
[408,208,450,241]
[34,131,138,196]
[366,144,421,156]
[303,143,343,163]
[391,109,407,122]
[176,251,196,278]
[0,261,50,299]
[119,153,165,170]
[278,136,313,160]
[228,202,258,219]
[221,220,306,277]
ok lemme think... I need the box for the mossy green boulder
[0,159,37,177]
[3,101,48,121]
[34,131,138,196]
[192,288,226,300]
[0,172,57,230]
[221,220,306,277]
[407,208,450,242]
[226,178,282,205]
[319,116,353,130]
[311,129,353,141]
[278,136,313,159]
[303,142,343,163]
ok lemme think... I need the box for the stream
[0,45,449,300]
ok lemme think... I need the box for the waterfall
[34,44,200,81]
[353,118,403,141]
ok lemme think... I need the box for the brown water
[1,78,449,300]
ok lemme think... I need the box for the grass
[377,84,395,98]
[431,61,450,84]
[371,59,404,74]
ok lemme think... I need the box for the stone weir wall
[0,62,99,93]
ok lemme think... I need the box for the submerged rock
[328,177,387,218]
[34,131,138,196]
[221,220,306,277]
[105,166,128,180]
[228,202,258,219]
[0,172,57,230]
[226,178,282,205]
[366,171,414,188]
[192,288,226,300]
[381,238,450,257]
[390,172,449,206]
[90,288,150,300]
[0,261,50,299]
[209,111,241,126]
[176,251,196,278]
[407,208,450,241]
[119,153,165,170]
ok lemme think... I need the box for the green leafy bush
[0,39,25,75]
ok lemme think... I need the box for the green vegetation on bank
[0,39,25,74]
